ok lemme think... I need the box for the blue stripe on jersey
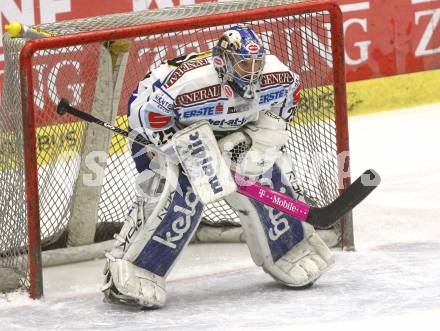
[127,93,137,117]
[157,84,175,102]
[130,135,152,173]
[278,96,288,118]
[163,70,173,83]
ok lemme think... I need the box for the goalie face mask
[213,25,266,99]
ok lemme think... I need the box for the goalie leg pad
[103,162,204,307]
[224,157,334,287]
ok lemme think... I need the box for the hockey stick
[57,98,380,228]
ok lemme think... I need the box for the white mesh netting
[0,0,347,293]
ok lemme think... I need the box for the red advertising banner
[340,0,440,80]
[0,0,439,96]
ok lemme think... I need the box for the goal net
[0,0,350,298]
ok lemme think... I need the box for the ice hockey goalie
[101,25,335,308]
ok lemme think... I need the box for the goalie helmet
[212,25,266,99]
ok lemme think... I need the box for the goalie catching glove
[218,110,290,177]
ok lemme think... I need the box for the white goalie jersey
[128,52,301,146]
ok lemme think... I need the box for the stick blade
[308,169,381,229]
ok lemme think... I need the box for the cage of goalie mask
[212,25,266,99]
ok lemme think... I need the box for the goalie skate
[102,259,166,309]
[102,263,141,308]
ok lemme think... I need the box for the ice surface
[1,104,440,330]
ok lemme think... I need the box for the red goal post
[0,0,350,299]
